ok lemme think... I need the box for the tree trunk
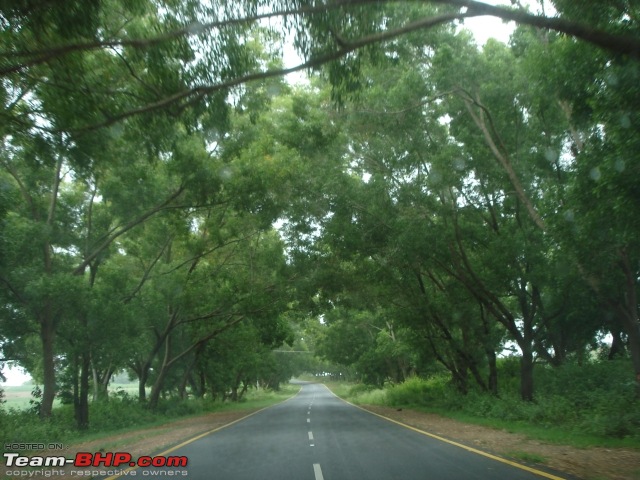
[230,372,242,401]
[486,347,498,396]
[92,363,99,402]
[618,249,640,394]
[72,355,80,422]
[453,363,469,395]
[91,362,112,402]
[520,343,535,402]
[99,367,113,401]
[149,365,169,409]
[136,364,149,401]
[209,379,219,401]
[480,305,499,395]
[131,357,155,402]
[149,335,172,410]
[39,315,56,418]
[39,151,63,420]
[608,323,626,360]
[238,380,249,400]
[77,351,90,429]
[178,373,189,400]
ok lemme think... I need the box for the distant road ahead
[119,382,569,480]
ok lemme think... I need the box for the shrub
[356,388,388,405]
[156,398,212,417]
[367,358,640,441]
[348,383,377,397]
[384,375,456,407]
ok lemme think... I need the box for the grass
[2,384,51,410]
[0,384,300,456]
[506,450,546,464]
[322,369,640,451]
[321,381,352,398]
[414,406,640,449]
[1,383,145,410]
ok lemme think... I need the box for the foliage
[27,385,42,416]
[340,359,640,442]
[0,383,297,456]
[1,0,639,438]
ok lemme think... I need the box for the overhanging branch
[66,10,474,133]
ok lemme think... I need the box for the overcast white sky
[462,8,516,46]
[462,0,553,45]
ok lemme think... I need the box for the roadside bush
[533,394,578,425]
[89,398,157,430]
[156,397,212,417]
[355,388,387,405]
[0,394,206,454]
[385,375,457,407]
[347,383,378,397]
[343,383,387,404]
[386,376,431,406]
[364,358,640,441]
[1,406,75,454]
[535,358,633,411]
[0,382,297,457]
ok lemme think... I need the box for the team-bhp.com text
[4,452,188,476]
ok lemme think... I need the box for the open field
[1,385,45,410]
[1,383,143,410]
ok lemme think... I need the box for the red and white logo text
[4,452,188,468]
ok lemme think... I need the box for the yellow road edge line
[103,387,303,480]
[321,384,566,480]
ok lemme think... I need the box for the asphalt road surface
[120,382,569,480]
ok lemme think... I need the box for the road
[120,382,569,480]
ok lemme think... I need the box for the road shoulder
[359,405,640,480]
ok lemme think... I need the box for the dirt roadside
[2,410,260,479]
[3,405,638,480]
[360,405,640,480]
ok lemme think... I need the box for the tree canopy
[1,0,639,429]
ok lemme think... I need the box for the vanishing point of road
[107,382,572,480]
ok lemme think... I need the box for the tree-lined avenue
[113,382,569,480]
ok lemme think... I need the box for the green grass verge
[0,384,299,455]
[323,380,640,451]
[410,405,640,449]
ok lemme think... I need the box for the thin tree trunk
[520,341,535,402]
[138,368,148,401]
[149,334,172,410]
[480,305,499,395]
[608,324,626,360]
[39,316,56,418]
[72,355,80,423]
[618,249,640,393]
[92,362,99,402]
[99,366,113,401]
[486,348,498,396]
[39,154,63,419]
[461,92,546,231]
[77,351,90,429]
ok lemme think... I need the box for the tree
[2,0,639,424]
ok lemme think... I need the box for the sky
[0,2,523,388]
[462,10,516,46]
[2,363,30,387]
